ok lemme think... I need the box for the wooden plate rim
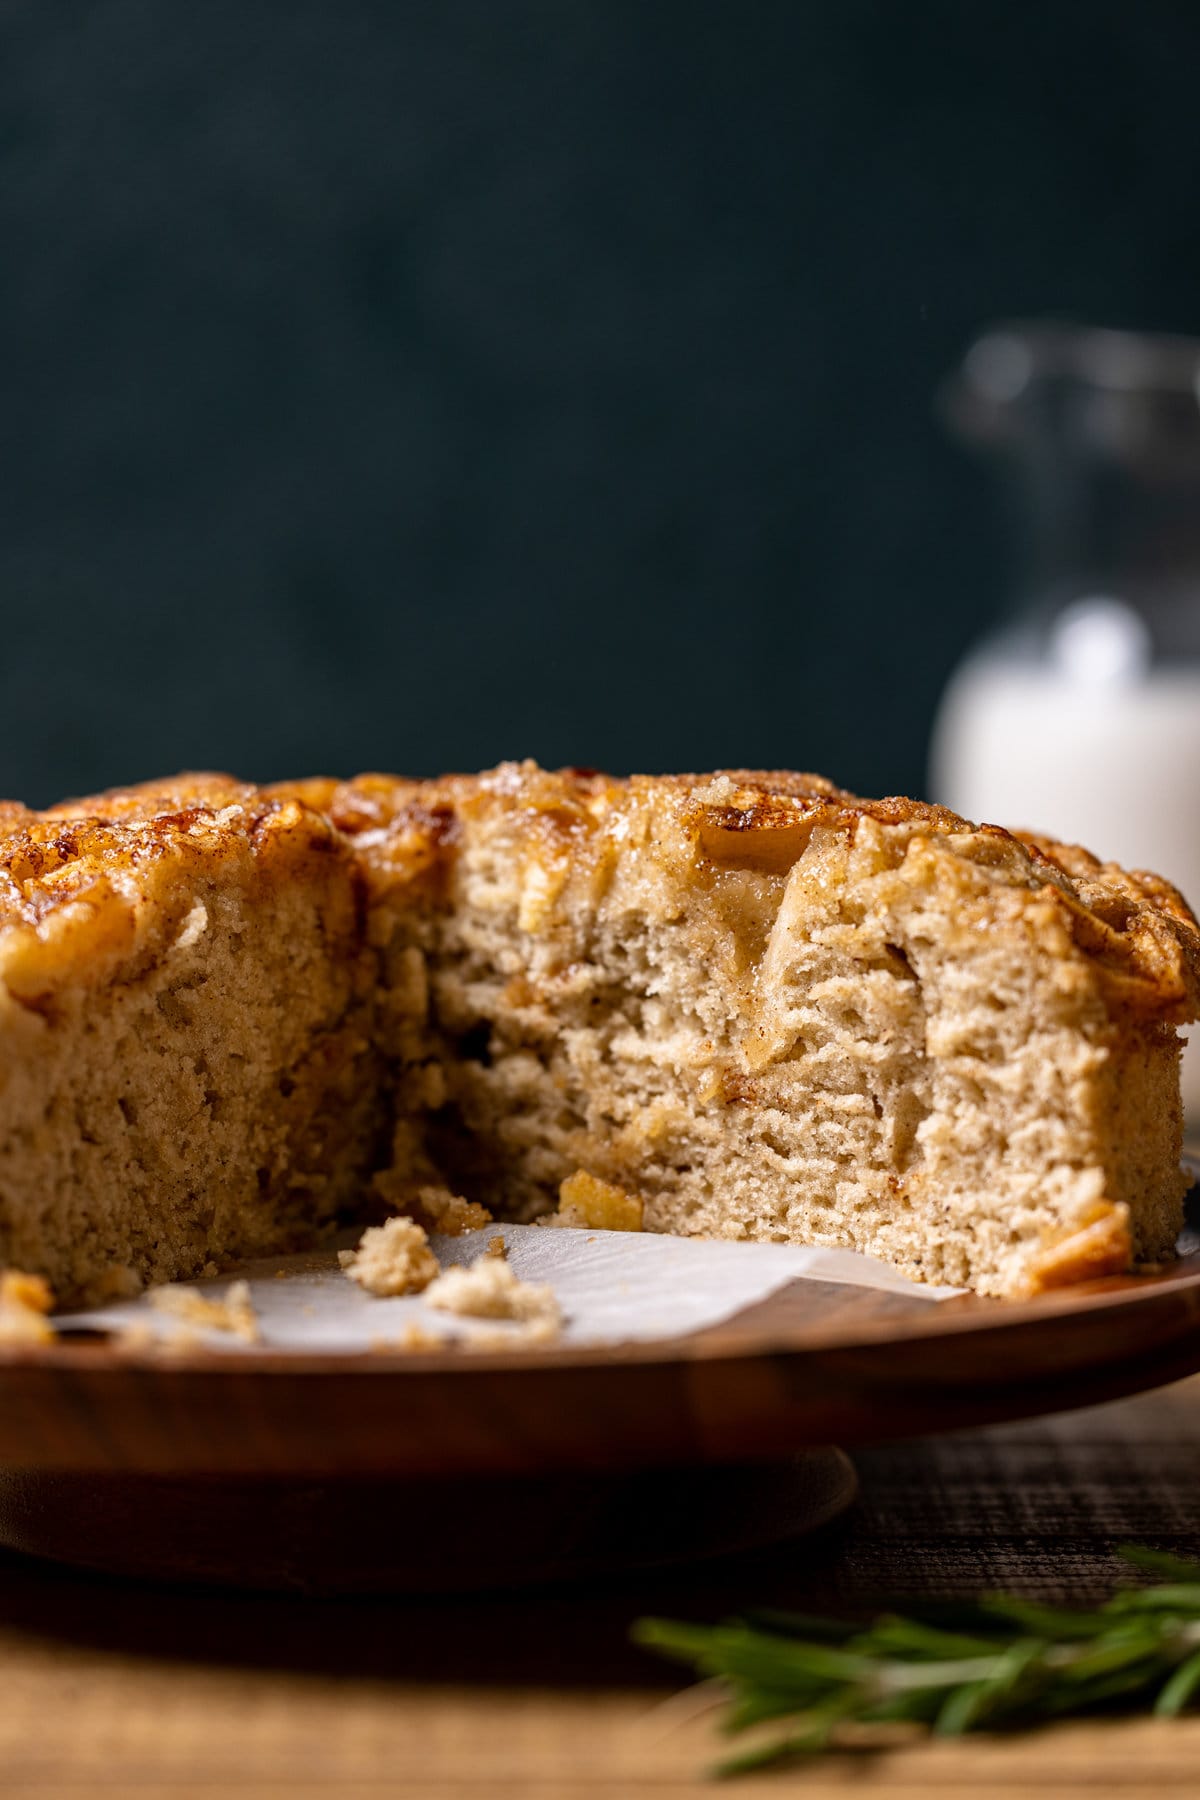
[1,1247,1198,1380]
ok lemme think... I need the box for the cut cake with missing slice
[0,763,1196,1304]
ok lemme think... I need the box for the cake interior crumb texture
[0,762,1196,1304]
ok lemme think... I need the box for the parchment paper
[57,1225,959,1353]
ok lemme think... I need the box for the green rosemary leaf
[865,1686,952,1725]
[934,1677,1001,1737]
[1109,1584,1200,1613]
[722,1686,820,1734]
[1156,1647,1200,1716]
[935,1639,1047,1736]
[708,1633,877,1690]
[633,1619,872,1698]
[632,1547,1200,1775]
[713,1729,815,1779]
[718,1638,868,1693]
[1055,1631,1168,1684]
[631,1617,735,1667]
[1037,1660,1167,1716]
[713,1693,862,1780]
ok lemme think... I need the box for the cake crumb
[0,1269,55,1344]
[1,1269,53,1313]
[543,1169,644,1232]
[486,1234,507,1258]
[149,1278,261,1343]
[405,1184,494,1237]
[425,1256,562,1331]
[341,1216,438,1296]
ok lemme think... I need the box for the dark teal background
[4,2,1200,805]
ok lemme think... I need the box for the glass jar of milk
[930,324,1200,1117]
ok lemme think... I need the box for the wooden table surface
[5,1375,1200,1799]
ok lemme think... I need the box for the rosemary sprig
[632,1546,1200,1776]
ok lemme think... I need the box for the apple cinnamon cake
[0,763,1195,1304]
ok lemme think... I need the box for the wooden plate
[3,1177,1200,1483]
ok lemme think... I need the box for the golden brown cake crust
[0,790,350,1011]
[321,766,1200,1017]
[317,764,1200,1019]
[6,762,1197,1023]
